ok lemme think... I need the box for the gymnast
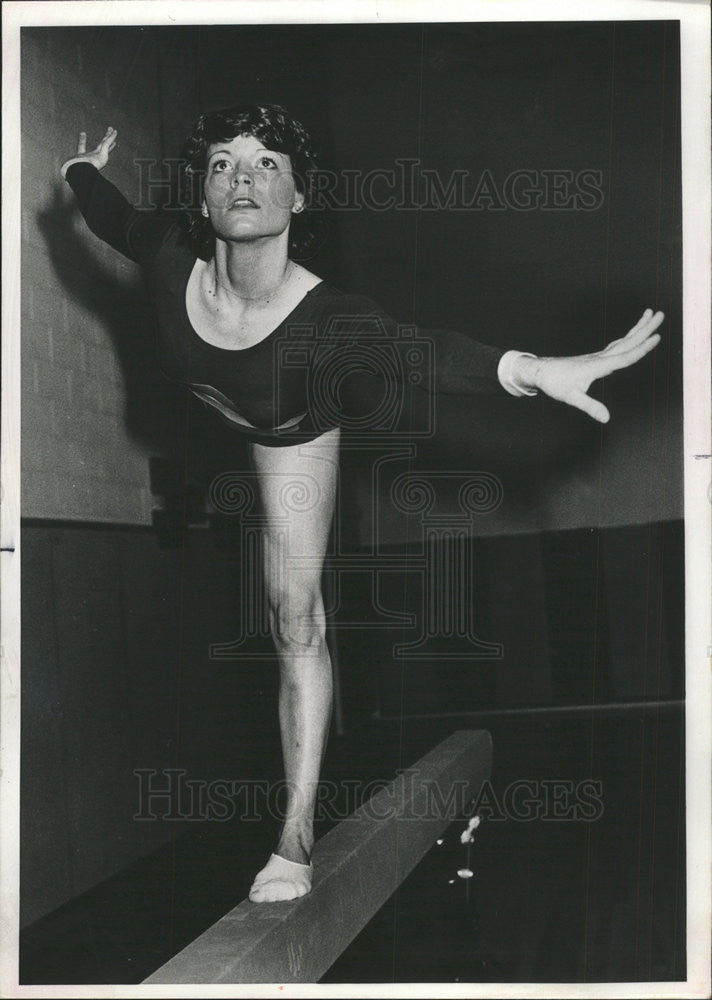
[61,104,664,903]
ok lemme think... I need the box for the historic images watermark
[133,157,605,214]
[133,769,604,824]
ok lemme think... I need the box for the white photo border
[2,1,709,997]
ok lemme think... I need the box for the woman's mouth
[230,197,259,209]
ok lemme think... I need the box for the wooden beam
[144,729,492,985]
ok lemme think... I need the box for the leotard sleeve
[64,161,176,266]
[316,294,513,397]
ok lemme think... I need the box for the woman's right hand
[60,126,117,179]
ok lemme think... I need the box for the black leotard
[65,161,510,447]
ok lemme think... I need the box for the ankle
[276,828,313,864]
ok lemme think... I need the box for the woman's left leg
[247,427,341,901]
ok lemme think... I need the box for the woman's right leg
[247,427,341,901]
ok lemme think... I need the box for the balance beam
[143,729,492,985]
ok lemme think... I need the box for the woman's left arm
[503,308,665,423]
[328,296,663,422]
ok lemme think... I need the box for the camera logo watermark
[205,461,505,662]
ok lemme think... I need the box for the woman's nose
[231,169,252,187]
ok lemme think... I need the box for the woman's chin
[214,220,287,245]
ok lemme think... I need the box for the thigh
[248,427,341,591]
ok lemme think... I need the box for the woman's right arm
[62,127,175,266]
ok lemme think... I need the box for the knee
[267,585,326,654]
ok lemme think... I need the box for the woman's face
[202,133,303,245]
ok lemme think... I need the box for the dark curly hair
[181,103,325,261]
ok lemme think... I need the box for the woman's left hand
[524,308,665,423]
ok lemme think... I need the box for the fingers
[634,309,665,340]
[97,125,117,154]
[624,308,654,341]
[613,309,655,351]
[631,307,655,333]
[77,126,117,156]
[571,390,610,424]
[592,329,662,377]
[602,309,665,355]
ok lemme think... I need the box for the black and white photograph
[1,0,710,995]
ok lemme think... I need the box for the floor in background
[20,702,685,985]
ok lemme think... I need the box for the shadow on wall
[36,184,179,453]
[34,178,247,524]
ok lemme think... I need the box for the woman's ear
[292,198,305,214]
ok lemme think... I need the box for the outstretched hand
[528,309,664,423]
[60,126,117,179]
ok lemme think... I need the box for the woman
[60,104,663,904]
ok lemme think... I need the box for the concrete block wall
[21,27,193,524]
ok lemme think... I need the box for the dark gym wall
[319,20,682,539]
[20,521,286,927]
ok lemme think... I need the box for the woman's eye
[212,159,230,171]
[257,156,277,168]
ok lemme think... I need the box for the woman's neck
[212,235,293,306]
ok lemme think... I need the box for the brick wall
[21,27,193,523]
